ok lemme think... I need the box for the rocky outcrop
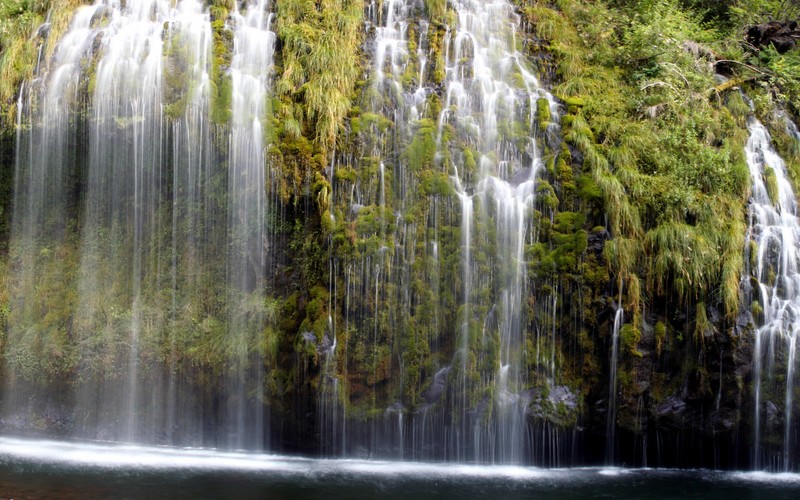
[747,20,800,53]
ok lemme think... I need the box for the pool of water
[0,437,798,499]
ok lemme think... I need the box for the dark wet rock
[527,384,579,427]
[567,142,584,170]
[657,394,687,418]
[35,23,51,40]
[711,408,739,432]
[423,366,451,404]
[708,304,723,327]
[384,402,404,415]
[510,166,533,186]
[319,333,334,355]
[549,385,578,410]
[90,5,111,28]
[594,398,607,414]
[0,406,73,437]
[736,310,754,337]
[92,32,105,56]
[746,21,800,54]
[588,227,608,254]
[733,323,754,382]
[765,400,780,432]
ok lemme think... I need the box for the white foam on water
[334,460,549,480]
[11,436,800,491]
[597,467,629,477]
[0,437,306,473]
[731,471,800,484]
[0,437,560,480]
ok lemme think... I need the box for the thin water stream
[437,0,558,463]
[744,115,800,471]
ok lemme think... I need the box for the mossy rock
[536,97,552,132]
[562,96,585,114]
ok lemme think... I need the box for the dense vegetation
[1,0,800,466]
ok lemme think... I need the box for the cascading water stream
[12,4,100,249]
[324,0,563,464]
[606,306,623,464]
[322,0,562,462]
[744,114,800,471]
[319,0,428,458]
[63,0,174,444]
[163,0,215,442]
[438,0,558,463]
[5,0,274,449]
[226,0,275,451]
[8,3,104,380]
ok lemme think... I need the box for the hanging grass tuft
[276,0,363,161]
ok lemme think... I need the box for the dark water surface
[0,438,798,499]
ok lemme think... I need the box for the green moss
[536,97,552,132]
[405,119,437,172]
[352,112,393,135]
[751,300,763,320]
[694,302,712,346]
[725,91,750,120]
[420,171,453,196]
[577,173,603,201]
[335,166,357,183]
[620,324,642,357]
[536,180,559,210]
[424,0,446,23]
[0,0,51,125]
[764,166,779,205]
[463,147,477,176]
[163,28,193,120]
[563,96,585,113]
[654,320,667,356]
[210,17,233,125]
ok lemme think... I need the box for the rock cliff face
[747,21,800,53]
[0,0,799,469]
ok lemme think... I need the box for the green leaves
[537,0,751,323]
[756,44,800,115]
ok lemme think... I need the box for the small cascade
[321,0,426,458]
[68,0,176,444]
[744,115,800,471]
[788,117,800,142]
[5,0,275,449]
[318,311,343,456]
[6,2,106,442]
[323,0,566,464]
[436,0,558,463]
[9,3,104,380]
[606,307,623,464]
[11,4,100,249]
[162,0,215,444]
[225,0,275,451]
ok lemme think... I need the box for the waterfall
[744,115,800,471]
[606,307,623,464]
[225,0,274,451]
[320,0,425,458]
[9,4,103,378]
[437,0,557,463]
[4,0,274,449]
[319,0,563,463]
